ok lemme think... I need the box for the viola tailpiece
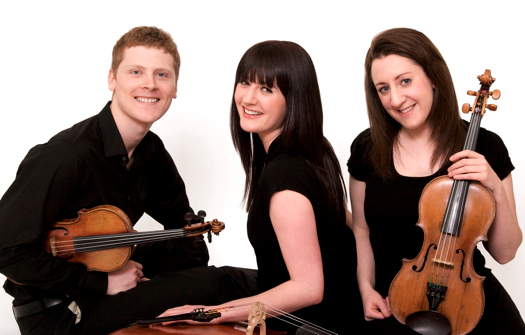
[388,70,500,335]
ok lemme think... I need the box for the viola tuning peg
[491,89,501,100]
[487,104,498,111]
[461,103,471,114]
[467,90,477,96]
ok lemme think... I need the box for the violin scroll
[461,69,500,115]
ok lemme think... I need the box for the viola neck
[441,112,482,236]
[72,227,207,253]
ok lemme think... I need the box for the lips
[398,104,415,114]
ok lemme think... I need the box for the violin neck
[441,111,482,236]
[72,228,205,253]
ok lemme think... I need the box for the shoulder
[262,154,318,198]
[265,154,314,180]
[351,128,372,149]
[19,116,101,175]
[347,128,373,181]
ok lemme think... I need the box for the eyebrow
[124,64,173,73]
[374,71,412,87]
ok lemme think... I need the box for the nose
[241,84,257,105]
[389,86,405,108]
[141,72,157,90]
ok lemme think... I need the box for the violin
[112,302,332,335]
[388,70,500,335]
[45,205,225,272]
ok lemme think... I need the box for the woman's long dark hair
[364,28,466,178]
[230,40,346,214]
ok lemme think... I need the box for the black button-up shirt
[0,102,208,304]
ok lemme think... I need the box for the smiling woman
[157,40,364,334]
[348,27,524,334]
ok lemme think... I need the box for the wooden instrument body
[110,324,284,335]
[389,176,495,335]
[46,205,133,272]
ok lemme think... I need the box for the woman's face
[371,54,434,134]
[234,79,287,149]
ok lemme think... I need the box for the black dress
[347,127,524,334]
[248,137,363,334]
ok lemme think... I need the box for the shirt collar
[266,135,287,161]
[97,101,128,159]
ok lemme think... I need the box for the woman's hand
[448,150,502,193]
[360,286,391,321]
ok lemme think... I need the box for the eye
[157,72,170,78]
[400,78,411,86]
[238,80,250,86]
[130,69,141,75]
[261,86,273,94]
[377,85,389,95]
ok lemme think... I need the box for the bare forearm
[214,280,323,323]
[485,178,522,263]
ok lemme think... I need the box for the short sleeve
[261,155,317,204]
[347,129,372,182]
[477,127,514,180]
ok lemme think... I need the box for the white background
[0,1,523,333]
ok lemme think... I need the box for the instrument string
[215,303,337,335]
[52,229,193,254]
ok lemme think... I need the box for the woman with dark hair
[348,27,524,333]
[160,41,362,334]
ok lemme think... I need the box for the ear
[171,79,178,99]
[108,69,116,91]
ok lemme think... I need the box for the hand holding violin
[448,150,503,194]
[107,260,146,295]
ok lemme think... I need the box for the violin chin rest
[406,310,451,335]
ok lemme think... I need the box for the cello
[45,204,224,272]
[388,70,500,335]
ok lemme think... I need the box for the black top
[347,126,514,296]
[247,137,361,333]
[0,102,208,304]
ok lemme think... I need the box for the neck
[110,102,150,158]
[259,129,282,153]
[394,125,440,176]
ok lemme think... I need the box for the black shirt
[0,102,208,304]
[247,138,361,333]
[347,126,514,297]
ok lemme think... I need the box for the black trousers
[362,271,525,334]
[15,266,257,335]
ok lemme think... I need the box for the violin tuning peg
[184,212,194,223]
[197,210,207,218]
[461,103,471,114]
[467,90,477,96]
[486,104,498,111]
[490,89,501,100]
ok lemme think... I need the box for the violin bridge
[431,258,455,269]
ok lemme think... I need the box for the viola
[45,204,224,272]
[388,70,500,335]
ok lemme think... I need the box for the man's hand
[107,260,145,295]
